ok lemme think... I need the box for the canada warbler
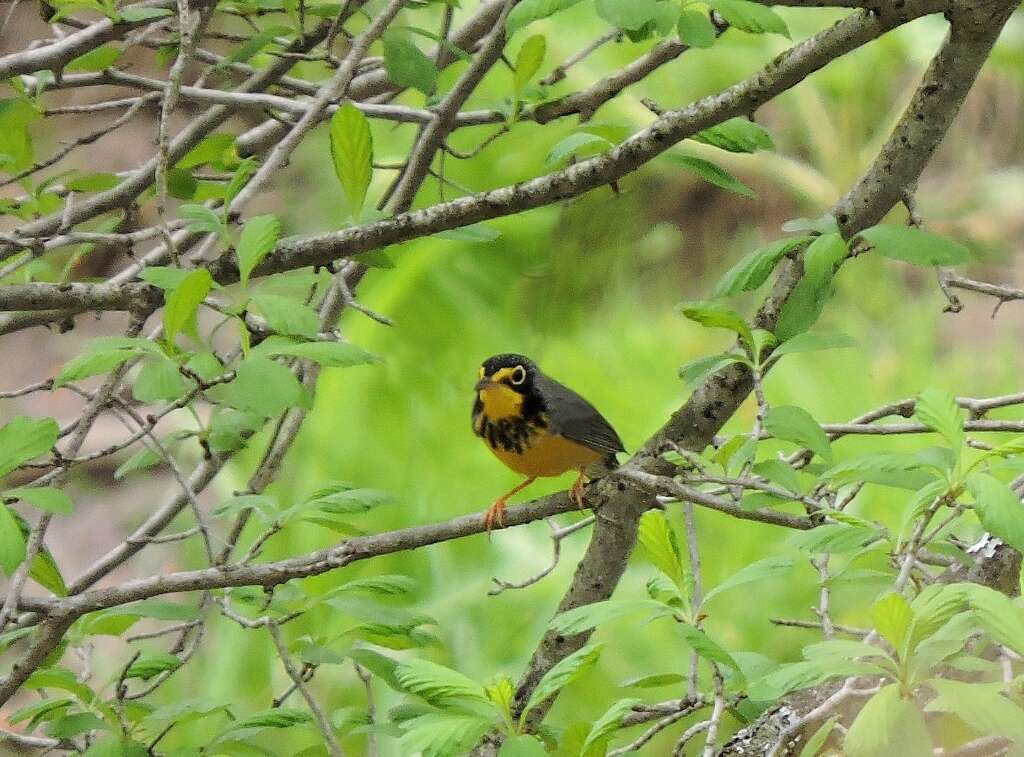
[472,354,624,530]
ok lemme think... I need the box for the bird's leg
[570,469,588,509]
[484,477,537,532]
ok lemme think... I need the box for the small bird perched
[472,353,624,531]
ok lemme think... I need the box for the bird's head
[475,354,538,418]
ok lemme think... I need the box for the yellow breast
[490,431,603,478]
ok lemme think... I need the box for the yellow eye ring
[510,365,526,385]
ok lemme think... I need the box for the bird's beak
[474,377,494,392]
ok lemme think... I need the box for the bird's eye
[510,366,526,385]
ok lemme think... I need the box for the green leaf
[329,103,373,221]
[25,667,95,703]
[5,486,72,515]
[666,153,754,197]
[236,214,281,288]
[799,715,841,757]
[435,224,501,243]
[843,685,931,757]
[550,599,674,636]
[114,447,161,480]
[9,697,74,727]
[764,405,831,463]
[66,172,121,192]
[139,266,194,290]
[775,232,848,340]
[211,494,278,520]
[545,132,612,167]
[514,35,546,96]
[258,339,380,367]
[65,44,121,71]
[399,713,492,757]
[676,300,754,349]
[83,736,148,757]
[913,388,964,451]
[211,356,304,417]
[711,237,810,298]
[710,0,789,37]
[302,485,393,515]
[499,735,548,757]
[125,652,181,680]
[120,5,173,21]
[521,643,603,722]
[394,658,491,708]
[595,0,671,31]
[223,157,259,211]
[252,295,320,338]
[506,0,585,34]
[872,592,912,652]
[621,672,686,689]
[787,524,881,554]
[221,707,312,736]
[925,678,1024,745]
[678,352,744,389]
[0,503,25,576]
[105,600,201,621]
[747,658,880,701]
[133,358,191,403]
[677,623,742,674]
[0,416,58,477]
[177,134,237,170]
[677,9,716,47]
[637,510,684,586]
[581,697,642,753]
[965,584,1024,657]
[382,32,437,94]
[822,452,935,491]
[967,474,1024,553]
[703,556,794,605]
[179,203,226,236]
[54,350,134,387]
[225,25,292,65]
[857,224,970,267]
[752,459,803,494]
[771,331,855,358]
[692,117,774,153]
[164,268,213,346]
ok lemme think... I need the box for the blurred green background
[89,4,1024,754]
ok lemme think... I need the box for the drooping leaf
[967,474,1024,554]
[545,132,613,166]
[857,224,970,267]
[236,214,281,288]
[703,556,795,605]
[550,599,674,636]
[965,584,1024,657]
[0,503,25,575]
[774,232,848,340]
[678,352,745,389]
[506,0,585,34]
[692,118,774,153]
[257,339,380,367]
[65,44,121,72]
[925,678,1024,745]
[637,510,684,587]
[676,300,754,349]
[399,713,493,757]
[666,153,754,197]
[581,697,642,753]
[5,486,72,515]
[677,9,717,47]
[329,103,373,220]
[394,658,492,709]
[710,0,789,37]
[382,32,437,94]
[251,295,320,338]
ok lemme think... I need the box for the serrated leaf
[178,203,225,235]
[222,707,312,735]
[399,713,492,757]
[822,452,935,491]
[711,237,810,298]
[676,300,754,349]
[252,294,320,338]
[872,592,912,652]
[677,623,742,674]
[677,9,716,47]
[764,405,831,463]
[711,0,789,37]
[5,486,72,515]
[0,416,58,478]
[164,268,213,346]
[666,153,754,197]
[330,103,373,221]
[514,35,546,96]
[913,388,963,452]
[550,599,673,636]
[967,474,1024,554]
[506,0,585,33]
[678,352,745,389]
[258,339,380,367]
[521,643,603,722]
[545,132,612,166]
[925,678,1024,745]
[693,117,773,153]
[857,224,970,267]
[703,556,794,605]
[395,658,491,709]
[844,685,930,757]
[237,214,281,288]
[965,584,1024,657]
[125,652,181,680]
[775,232,848,341]
[787,524,881,554]
[637,510,684,586]
[382,32,437,94]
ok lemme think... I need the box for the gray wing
[537,374,625,456]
